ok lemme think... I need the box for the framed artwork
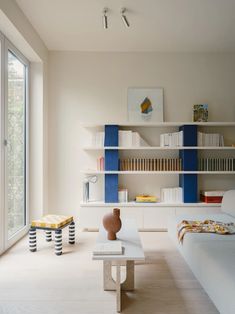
[128,87,164,122]
[193,104,208,122]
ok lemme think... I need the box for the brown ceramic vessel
[103,208,122,240]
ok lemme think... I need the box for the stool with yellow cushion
[29,215,75,256]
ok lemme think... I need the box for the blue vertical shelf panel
[179,125,198,203]
[104,125,119,203]
[105,174,118,203]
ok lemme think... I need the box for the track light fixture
[103,8,108,29]
[121,8,130,28]
[102,7,130,29]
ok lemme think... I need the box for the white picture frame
[127,87,164,122]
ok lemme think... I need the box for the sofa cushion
[194,241,235,314]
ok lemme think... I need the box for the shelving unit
[82,170,235,175]
[84,146,235,151]
[81,122,235,128]
[80,201,221,207]
[80,121,235,230]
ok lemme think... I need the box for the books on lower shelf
[198,158,235,171]
[93,241,122,255]
[119,158,182,171]
[160,131,183,147]
[161,187,183,203]
[200,190,226,203]
[197,132,224,146]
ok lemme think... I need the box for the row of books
[160,131,183,147]
[92,130,149,147]
[92,130,226,148]
[198,158,235,171]
[161,187,183,203]
[119,158,182,171]
[197,132,224,147]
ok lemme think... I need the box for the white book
[220,135,224,147]
[93,241,122,255]
[119,131,132,147]
[132,132,139,146]
[95,132,105,147]
[164,134,169,146]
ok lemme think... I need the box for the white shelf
[82,121,235,128]
[80,201,221,207]
[81,170,235,175]
[84,146,235,151]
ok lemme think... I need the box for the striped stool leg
[45,230,52,242]
[55,229,62,256]
[29,227,37,252]
[69,221,75,244]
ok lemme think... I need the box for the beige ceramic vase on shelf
[103,208,122,240]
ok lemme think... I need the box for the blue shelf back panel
[104,125,119,147]
[180,125,197,146]
[179,174,198,203]
[180,150,197,171]
[179,125,198,203]
[105,150,119,170]
[104,125,119,202]
[105,174,118,203]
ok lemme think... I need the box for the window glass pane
[7,51,26,238]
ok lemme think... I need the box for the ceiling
[16,0,235,52]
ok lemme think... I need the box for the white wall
[48,51,235,218]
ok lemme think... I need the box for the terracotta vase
[103,208,122,240]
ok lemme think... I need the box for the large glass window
[7,50,27,238]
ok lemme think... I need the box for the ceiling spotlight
[103,8,108,29]
[121,8,130,28]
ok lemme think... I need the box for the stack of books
[119,130,149,147]
[197,132,224,146]
[119,158,182,171]
[92,130,149,147]
[200,190,225,203]
[135,195,157,203]
[161,187,183,203]
[92,131,105,147]
[198,158,235,171]
[93,241,123,255]
[160,131,183,147]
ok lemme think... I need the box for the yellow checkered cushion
[31,215,73,229]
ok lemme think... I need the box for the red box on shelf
[200,195,223,203]
[200,190,225,203]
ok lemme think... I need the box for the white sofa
[168,190,235,314]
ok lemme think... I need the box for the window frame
[1,35,29,251]
[0,32,4,254]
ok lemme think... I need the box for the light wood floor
[0,231,218,314]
